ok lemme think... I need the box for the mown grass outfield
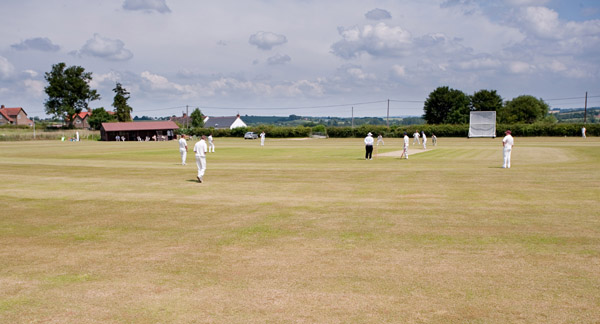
[1,137,599,323]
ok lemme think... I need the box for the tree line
[423,87,554,124]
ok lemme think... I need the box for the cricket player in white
[377,134,384,146]
[402,132,409,159]
[178,135,187,165]
[502,130,514,168]
[260,131,266,146]
[413,131,421,145]
[208,134,215,152]
[193,135,208,183]
[421,131,427,149]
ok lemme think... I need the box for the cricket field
[0,137,599,323]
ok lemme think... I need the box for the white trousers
[195,155,206,178]
[423,139,427,149]
[209,142,215,152]
[402,146,409,159]
[503,147,512,168]
[180,149,187,165]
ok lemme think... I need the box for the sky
[0,0,599,118]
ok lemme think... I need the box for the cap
[367,132,372,136]
[505,130,511,134]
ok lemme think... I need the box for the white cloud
[122,0,171,13]
[504,0,549,6]
[74,34,133,61]
[249,31,287,50]
[519,6,561,39]
[346,67,376,80]
[392,64,406,77]
[455,56,502,70]
[365,8,392,20]
[11,37,60,52]
[0,56,15,79]
[267,54,291,65]
[508,61,533,74]
[89,71,122,88]
[331,23,412,59]
[23,79,45,97]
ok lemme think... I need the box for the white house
[203,114,247,129]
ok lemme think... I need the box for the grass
[0,136,599,323]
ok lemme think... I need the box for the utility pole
[351,106,354,129]
[386,99,390,128]
[186,105,189,128]
[33,118,36,139]
[584,92,588,124]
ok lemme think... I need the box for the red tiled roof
[1,107,25,116]
[0,109,13,122]
[101,121,179,132]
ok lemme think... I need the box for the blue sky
[0,0,599,118]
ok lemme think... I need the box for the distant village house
[203,114,247,129]
[169,113,191,127]
[0,105,33,126]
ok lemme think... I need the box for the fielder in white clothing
[376,134,384,146]
[502,130,514,169]
[413,131,421,145]
[402,132,409,159]
[260,131,266,146]
[178,136,188,165]
[421,131,427,149]
[193,135,208,183]
[582,127,586,138]
[208,134,215,152]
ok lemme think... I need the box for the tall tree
[498,95,550,124]
[87,107,116,130]
[44,62,100,126]
[190,108,204,128]
[423,86,471,124]
[112,83,133,122]
[471,89,503,111]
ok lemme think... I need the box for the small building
[72,111,92,129]
[100,121,179,141]
[0,105,33,126]
[203,114,247,129]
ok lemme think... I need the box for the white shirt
[179,138,187,150]
[208,135,213,143]
[260,132,265,139]
[422,133,427,141]
[404,135,409,147]
[364,135,374,146]
[413,132,420,138]
[193,140,207,157]
[503,135,514,149]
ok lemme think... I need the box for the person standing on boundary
[502,130,514,169]
[208,134,215,152]
[260,131,266,146]
[582,126,586,138]
[402,132,409,159]
[179,135,188,165]
[377,134,384,146]
[193,135,208,183]
[364,132,374,160]
[421,131,427,149]
[432,133,437,146]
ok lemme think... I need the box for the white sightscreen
[468,111,497,138]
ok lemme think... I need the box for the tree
[44,62,100,126]
[88,107,116,130]
[498,95,550,124]
[112,83,133,122]
[190,108,204,128]
[423,86,471,124]
[471,89,503,112]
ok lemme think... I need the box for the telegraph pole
[386,99,390,128]
[584,92,588,124]
[351,106,354,129]
[186,105,189,128]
